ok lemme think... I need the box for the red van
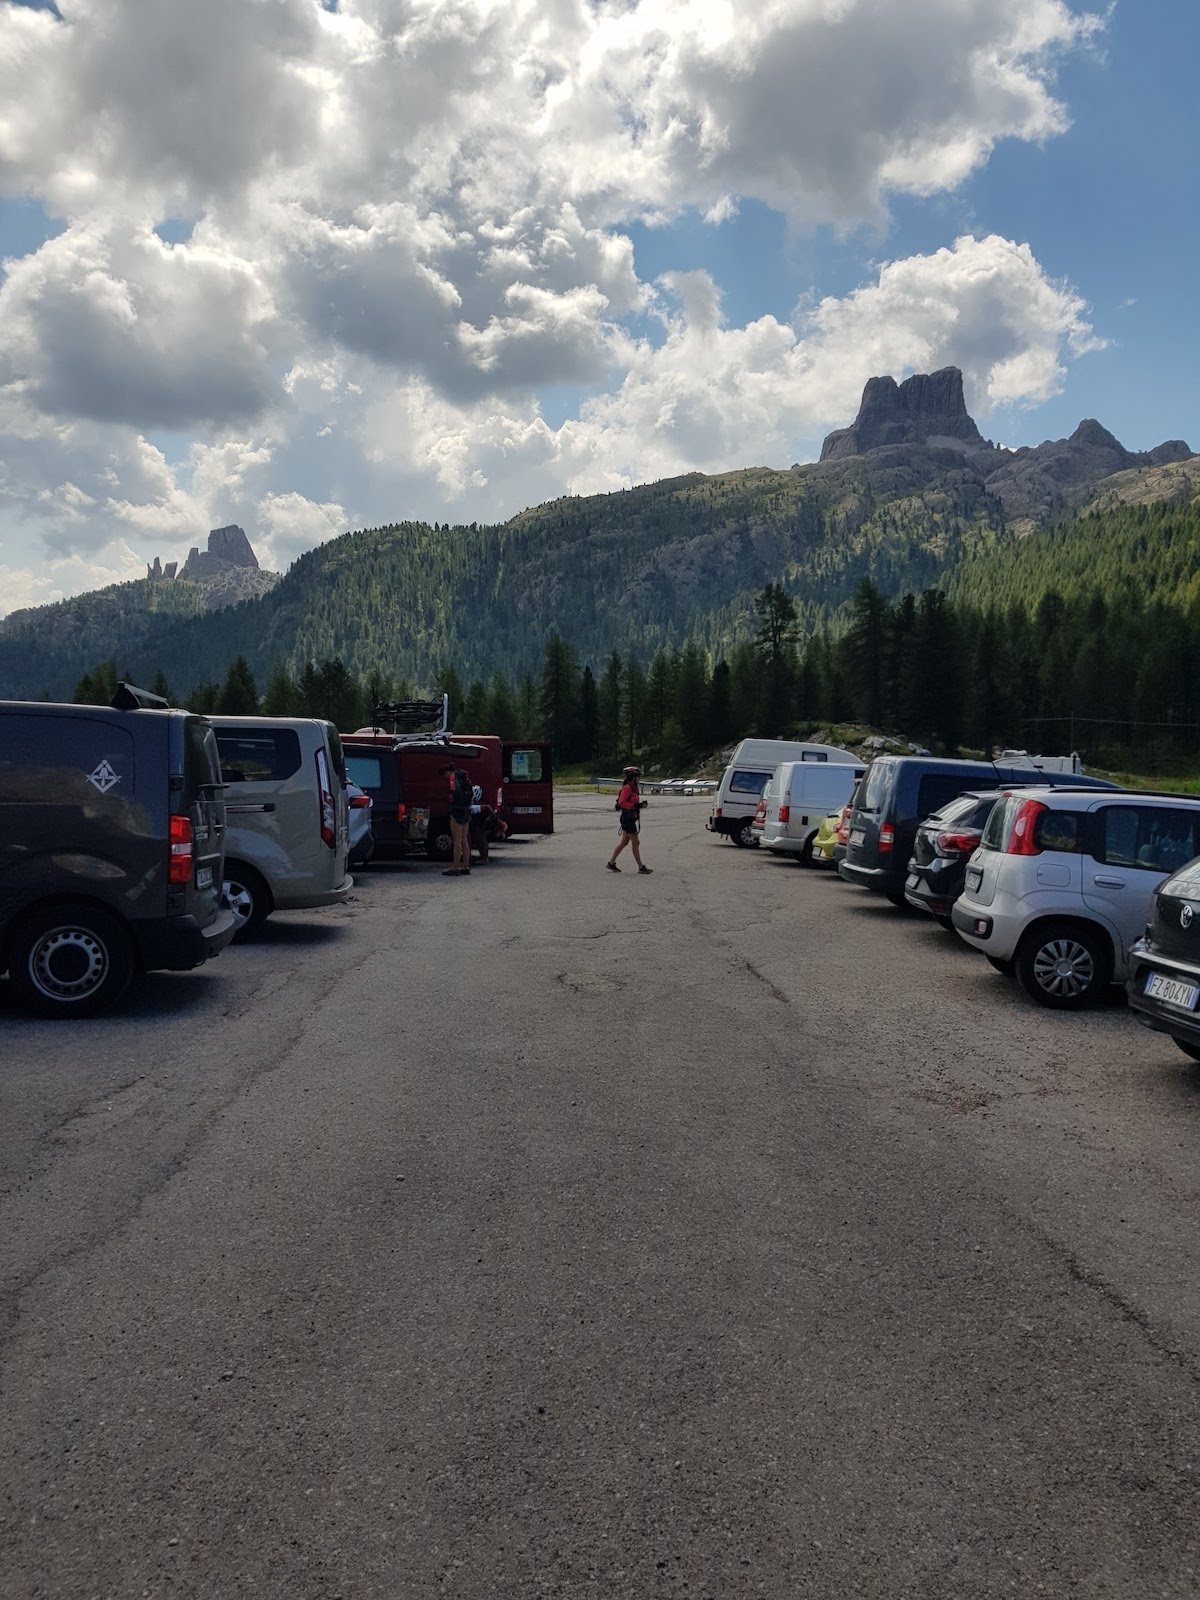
[501,741,554,834]
[343,733,500,863]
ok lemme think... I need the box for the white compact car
[953,786,1200,1009]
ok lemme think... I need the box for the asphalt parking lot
[2,794,1198,1597]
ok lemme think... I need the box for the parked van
[502,740,554,834]
[345,732,498,863]
[839,755,1117,906]
[212,717,352,935]
[708,739,862,847]
[754,759,867,863]
[0,687,236,1015]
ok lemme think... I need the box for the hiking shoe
[638,865,653,874]
[605,861,620,872]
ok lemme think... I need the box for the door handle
[1094,875,1125,887]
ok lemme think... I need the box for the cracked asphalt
[2,794,1198,1598]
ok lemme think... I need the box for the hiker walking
[606,765,652,874]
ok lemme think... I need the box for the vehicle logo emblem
[86,759,121,794]
[1182,905,1194,930]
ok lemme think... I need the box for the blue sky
[0,0,1195,611]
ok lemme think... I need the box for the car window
[923,794,978,829]
[325,726,346,785]
[981,795,1015,850]
[729,769,769,796]
[215,728,302,783]
[859,760,893,813]
[1034,809,1085,853]
[1096,806,1200,873]
[345,753,384,790]
[184,719,222,793]
[917,773,992,820]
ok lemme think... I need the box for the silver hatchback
[953,786,1200,1008]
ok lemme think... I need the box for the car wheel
[734,820,758,848]
[885,889,909,909]
[799,833,816,868]
[1174,1039,1200,1064]
[986,956,1014,975]
[1014,920,1110,1010]
[223,864,272,940]
[427,820,455,862]
[10,902,135,1017]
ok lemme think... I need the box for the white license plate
[966,867,982,891]
[412,808,429,821]
[512,805,542,815]
[196,866,213,890]
[849,829,865,847]
[1144,972,1200,1010]
[906,872,919,889]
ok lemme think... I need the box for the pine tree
[318,658,363,730]
[217,655,259,715]
[579,666,599,761]
[485,672,520,741]
[677,640,710,750]
[844,580,888,727]
[262,664,300,717]
[461,679,488,732]
[597,652,622,760]
[537,633,582,762]
[709,659,734,747]
[622,657,647,752]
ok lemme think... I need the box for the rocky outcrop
[983,420,1196,526]
[141,526,277,608]
[181,525,260,581]
[820,368,988,462]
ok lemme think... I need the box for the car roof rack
[366,694,448,737]
[111,681,170,711]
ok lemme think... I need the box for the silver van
[755,759,866,863]
[212,717,352,936]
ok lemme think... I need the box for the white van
[755,759,866,862]
[707,738,861,847]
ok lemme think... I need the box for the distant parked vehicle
[903,790,1003,926]
[708,739,861,847]
[811,810,843,866]
[346,779,375,868]
[754,758,866,865]
[954,786,1200,1009]
[212,717,352,937]
[1127,857,1200,1061]
[0,686,236,1015]
[839,755,1117,908]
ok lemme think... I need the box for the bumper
[133,906,238,972]
[1127,944,1200,1045]
[273,875,354,913]
[837,860,894,892]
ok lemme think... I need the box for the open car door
[503,742,554,834]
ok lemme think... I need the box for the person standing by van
[606,766,652,874]
[443,763,473,876]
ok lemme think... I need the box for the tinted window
[216,729,302,783]
[917,774,993,820]
[859,760,893,813]
[184,719,221,793]
[1097,806,1200,873]
[982,795,1015,850]
[326,726,346,784]
[1035,809,1085,853]
[0,714,136,800]
[730,769,769,796]
[346,753,384,790]
[924,794,980,829]
[800,751,828,762]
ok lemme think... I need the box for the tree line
[71,572,1200,773]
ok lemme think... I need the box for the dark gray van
[838,755,1117,906]
[0,688,236,1015]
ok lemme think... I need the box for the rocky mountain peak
[820,367,987,462]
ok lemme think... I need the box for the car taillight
[778,805,790,824]
[879,822,895,854]
[396,802,408,824]
[936,830,982,855]
[168,814,193,885]
[1007,799,1046,856]
[496,786,504,807]
[315,749,336,849]
[713,805,722,818]
[350,794,371,809]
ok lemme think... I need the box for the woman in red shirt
[606,766,653,874]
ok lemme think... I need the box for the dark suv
[0,686,236,1015]
[838,756,1117,907]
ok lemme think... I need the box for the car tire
[885,889,909,909]
[223,863,272,940]
[734,820,758,848]
[427,820,455,862]
[1174,1039,1200,1064]
[799,833,816,868]
[1014,920,1110,1010]
[986,956,1014,975]
[9,902,135,1017]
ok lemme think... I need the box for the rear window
[325,726,346,784]
[924,793,980,829]
[917,773,993,820]
[981,795,1015,850]
[859,760,894,813]
[1096,805,1200,873]
[346,753,384,791]
[184,719,221,793]
[730,769,769,797]
[216,729,301,783]
[510,748,544,781]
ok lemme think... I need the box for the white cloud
[0,0,1107,607]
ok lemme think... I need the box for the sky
[0,0,1197,616]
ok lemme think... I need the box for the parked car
[500,740,555,834]
[1126,857,1200,1061]
[810,811,842,865]
[839,756,1117,907]
[212,717,352,937]
[953,786,1200,1009]
[903,790,1003,926]
[708,738,861,847]
[754,758,867,864]
[346,779,375,868]
[343,735,496,862]
[0,685,236,1015]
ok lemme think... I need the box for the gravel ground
[1,793,1197,1598]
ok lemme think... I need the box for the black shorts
[619,813,639,835]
